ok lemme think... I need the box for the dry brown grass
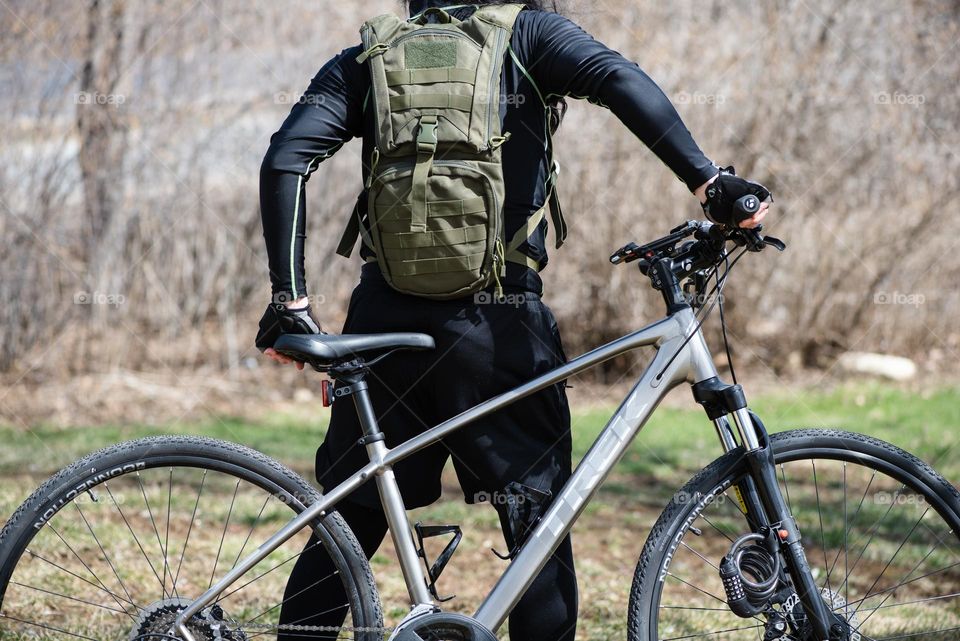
[1,0,959,390]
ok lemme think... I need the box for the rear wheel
[629,429,960,641]
[0,436,383,640]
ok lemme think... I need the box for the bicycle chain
[234,622,395,634]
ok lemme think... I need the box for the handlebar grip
[732,194,761,222]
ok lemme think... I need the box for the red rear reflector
[321,380,333,407]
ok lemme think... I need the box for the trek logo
[33,462,146,529]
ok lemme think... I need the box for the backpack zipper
[360,26,384,153]
[485,27,507,147]
[391,28,482,51]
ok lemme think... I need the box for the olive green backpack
[336,3,563,299]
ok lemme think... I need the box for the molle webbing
[341,5,528,300]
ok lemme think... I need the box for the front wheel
[629,429,960,641]
[0,436,383,640]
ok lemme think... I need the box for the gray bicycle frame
[175,305,760,639]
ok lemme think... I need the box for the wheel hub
[772,588,861,641]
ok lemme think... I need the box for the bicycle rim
[639,430,960,641]
[0,437,379,640]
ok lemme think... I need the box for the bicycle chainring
[391,611,498,641]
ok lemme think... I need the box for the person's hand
[264,346,305,370]
[255,297,322,370]
[695,168,773,229]
[737,200,770,229]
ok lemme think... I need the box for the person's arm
[521,12,715,190]
[521,12,768,229]
[259,45,366,308]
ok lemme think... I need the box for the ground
[0,381,958,639]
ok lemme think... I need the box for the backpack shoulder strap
[473,3,524,29]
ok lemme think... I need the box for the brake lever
[763,235,786,251]
[730,227,787,253]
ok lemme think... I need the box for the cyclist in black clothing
[256,2,770,639]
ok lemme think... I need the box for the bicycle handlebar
[609,216,785,306]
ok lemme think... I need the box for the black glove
[255,303,323,351]
[701,166,772,227]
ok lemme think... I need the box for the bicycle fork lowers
[696,377,846,640]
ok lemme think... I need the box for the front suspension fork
[720,410,841,640]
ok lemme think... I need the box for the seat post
[345,371,434,605]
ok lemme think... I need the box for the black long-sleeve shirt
[260,5,717,299]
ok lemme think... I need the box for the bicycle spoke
[877,625,960,640]
[103,480,167,598]
[844,461,849,606]
[208,478,241,590]
[230,493,272,572]
[654,449,960,641]
[779,463,793,513]
[22,547,139,612]
[854,507,930,623]
[665,572,729,606]
[811,460,835,597]
[135,471,176,600]
[843,560,960,609]
[73,500,139,609]
[172,468,207,592]
[0,444,369,641]
[9,579,129,615]
[699,512,736,544]
[680,540,720,572]
[164,466,177,599]
[47,523,139,617]
[220,537,328,602]
[0,613,98,640]
[659,623,765,640]
[239,572,346,630]
[842,483,906,597]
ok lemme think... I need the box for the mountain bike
[1,217,958,641]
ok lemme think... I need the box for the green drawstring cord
[364,149,380,189]
[356,43,390,64]
[489,132,511,150]
[492,238,505,299]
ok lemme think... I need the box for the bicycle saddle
[274,332,435,367]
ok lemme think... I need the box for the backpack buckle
[417,118,438,153]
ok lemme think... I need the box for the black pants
[278,271,578,641]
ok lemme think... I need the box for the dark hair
[405,1,567,130]
[406,2,563,15]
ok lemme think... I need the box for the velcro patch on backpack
[405,40,457,69]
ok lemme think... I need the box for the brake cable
[717,250,739,385]
[654,247,749,381]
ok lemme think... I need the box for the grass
[0,381,959,639]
